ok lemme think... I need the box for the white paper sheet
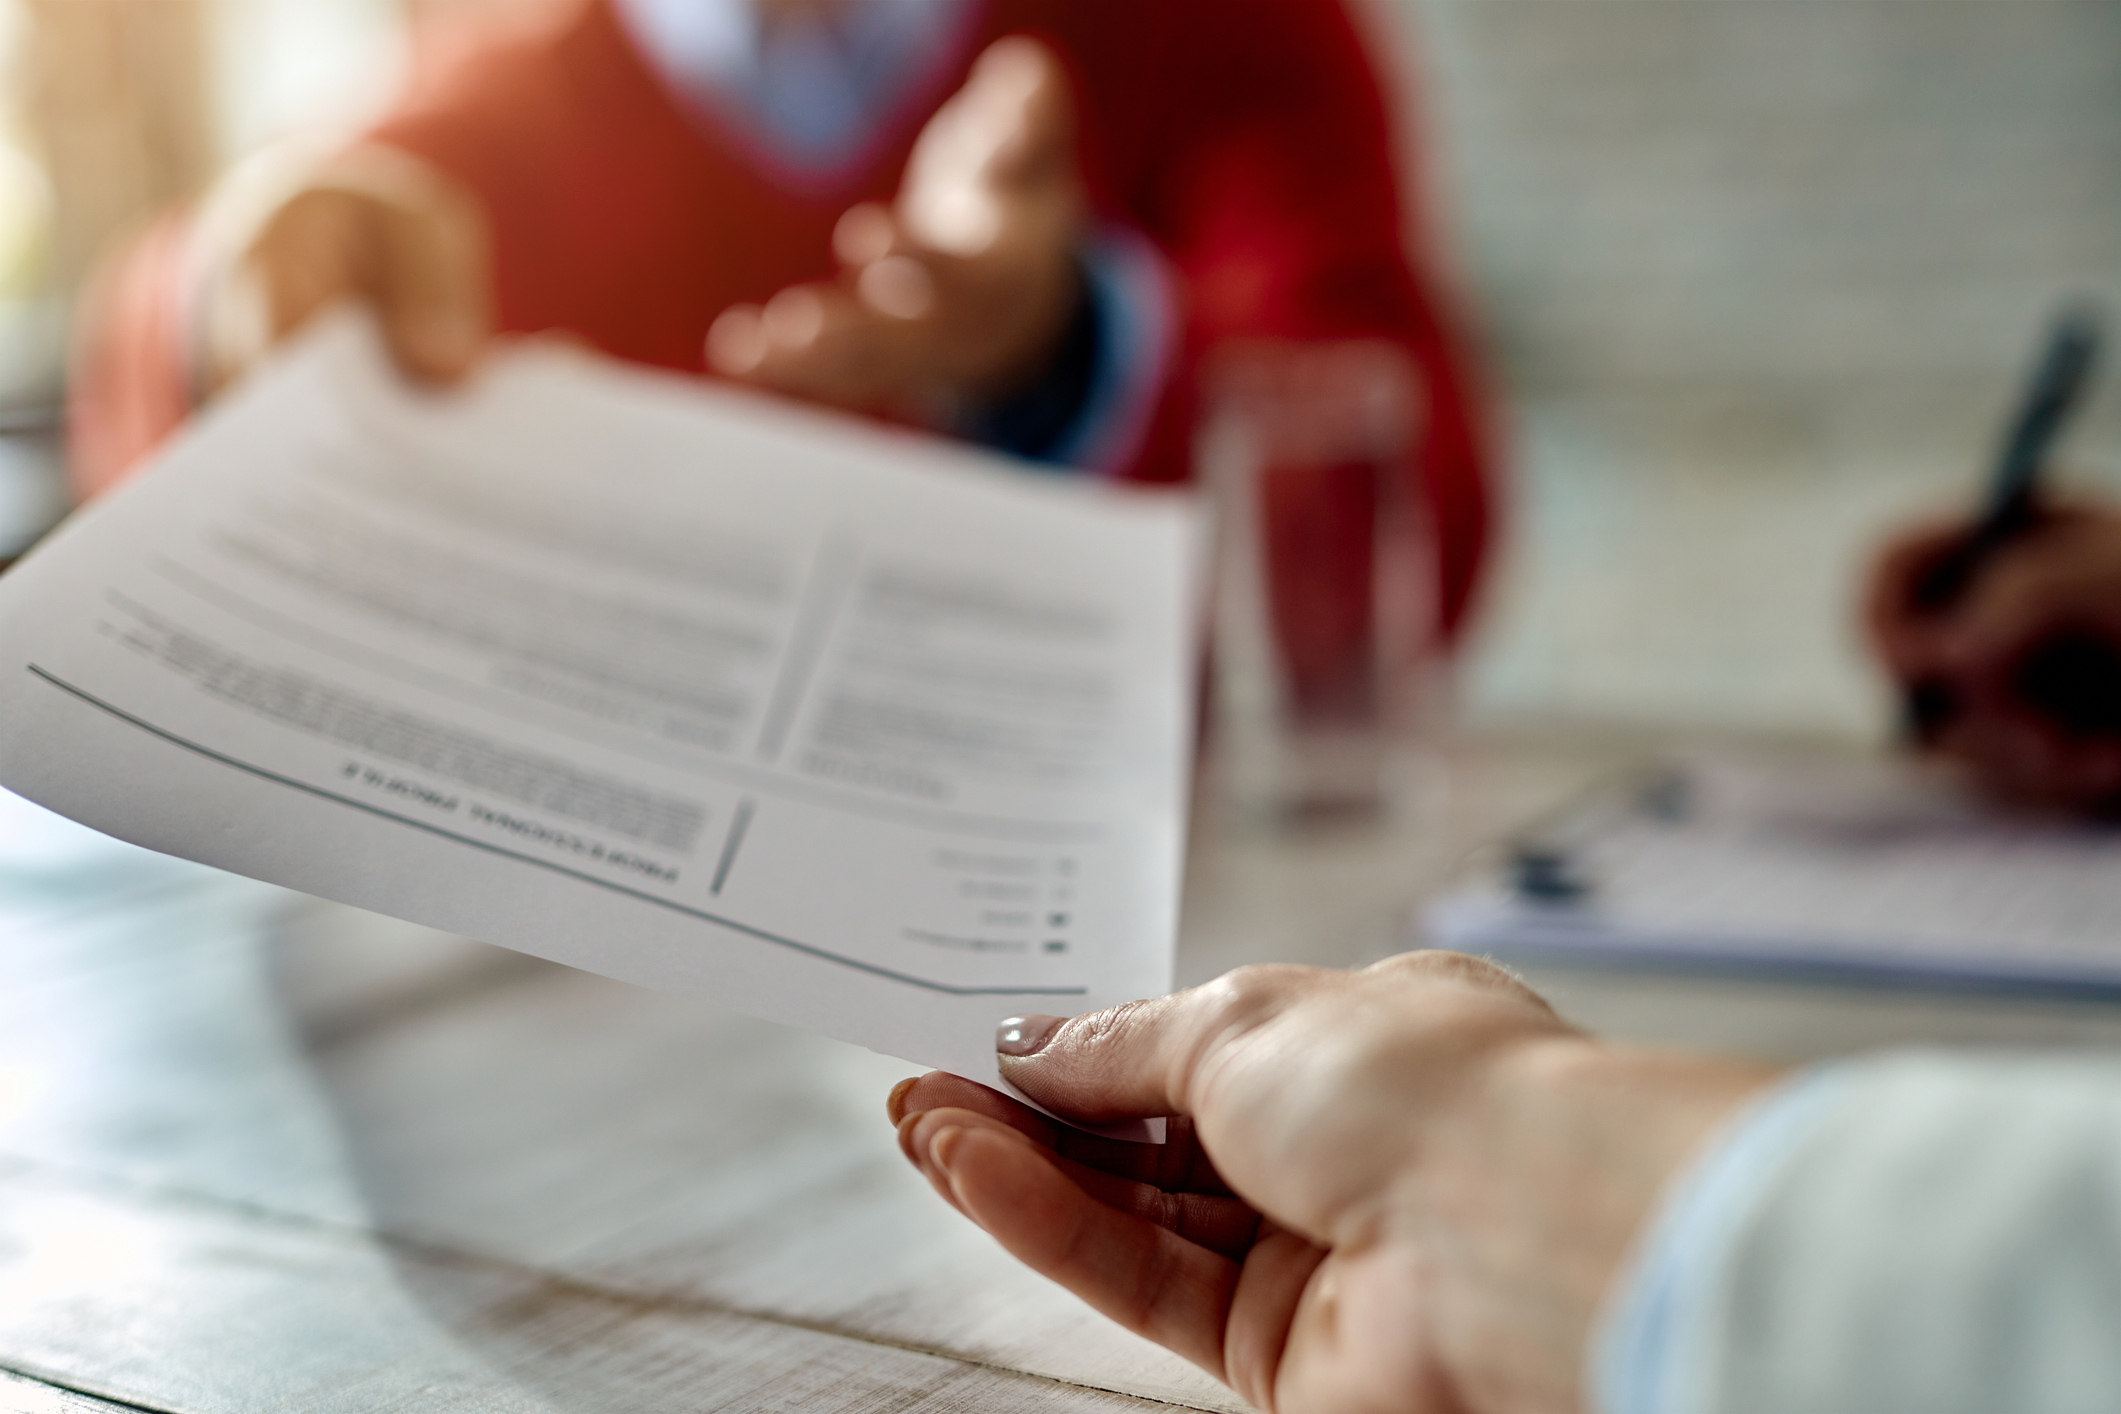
[0,317,1201,1089]
[1428,750,2121,992]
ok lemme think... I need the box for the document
[1429,750,2121,993]
[0,318,1201,1090]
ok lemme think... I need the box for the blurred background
[1391,0,2121,740]
[2,0,2118,742]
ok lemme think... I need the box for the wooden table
[8,731,2121,1413]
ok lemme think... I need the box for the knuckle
[1370,947,1499,984]
[1367,948,1556,1013]
[1198,964,1322,1033]
[1180,966,1326,1099]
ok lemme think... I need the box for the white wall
[209,0,405,159]
[1369,0,2121,737]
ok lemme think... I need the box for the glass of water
[1197,339,1447,825]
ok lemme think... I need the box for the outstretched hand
[890,955,1778,1414]
[707,35,1087,416]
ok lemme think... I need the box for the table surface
[9,731,2121,1414]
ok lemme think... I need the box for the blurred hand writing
[1867,504,2121,811]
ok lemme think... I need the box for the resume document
[0,318,1200,1089]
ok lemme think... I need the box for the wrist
[1390,1038,1781,1411]
[950,254,1095,455]
[1480,1040,1782,1285]
[967,248,1090,402]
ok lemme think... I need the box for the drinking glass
[1197,339,1446,824]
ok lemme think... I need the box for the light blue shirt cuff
[1044,226,1175,475]
[1592,1066,1855,1414]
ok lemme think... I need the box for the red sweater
[71,0,1495,638]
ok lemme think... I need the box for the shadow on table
[264,895,1236,1413]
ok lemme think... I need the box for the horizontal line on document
[26,664,1090,1000]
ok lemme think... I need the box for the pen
[1904,299,2106,741]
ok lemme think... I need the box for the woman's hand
[707,35,1086,416]
[890,954,1778,1414]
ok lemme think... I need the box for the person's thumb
[997,967,1327,1126]
[900,36,1071,256]
[369,178,491,384]
[970,35,1073,187]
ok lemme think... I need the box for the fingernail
[886,1076,918,1125]
[996,1014,1064,1057]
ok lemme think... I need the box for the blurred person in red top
[70,0,1495,645]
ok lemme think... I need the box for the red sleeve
[1062,0,1498,642]
[364,0,904,374]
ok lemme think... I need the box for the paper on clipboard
[1428,749,2121,993]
